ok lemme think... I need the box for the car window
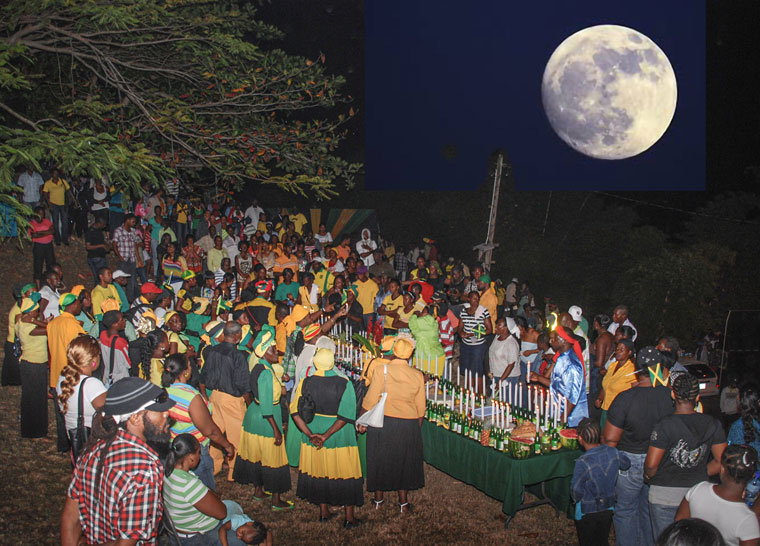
[686,363,715,378]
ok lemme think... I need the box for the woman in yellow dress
[233,325,292,510]
[594,339,636,429]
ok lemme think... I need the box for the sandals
[399,502,412,513]
[252,492,272,502]
[372,499,384,510]
[271,500,295,511]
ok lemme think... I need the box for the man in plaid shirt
[112,214,143,302]
[61,377,175,546]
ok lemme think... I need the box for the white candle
[434,379,439,404]
[563,395,568,423]
[483,373,486,396]
[472,391,475,416]
[518,382,523,408]
[491,378,495,399]
[528,385,532,411]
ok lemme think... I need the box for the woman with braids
[676,444,760,546]
[163,434,272,546]
[139,329,170,386]
[571,418,631,546]
[645,373,728,540]
[594,339,637,429]
[162,353,236,491]
[56,335,107,462]
[727,383,760,455]
[234,325,292,510]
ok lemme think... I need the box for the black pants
[52,386,71,452]
[2,341,21,386]
[51,204,69,244]
[32,242,56,281]
[575,509,613,546]
[19,360,48,438]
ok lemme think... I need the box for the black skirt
[233,458,291,495]
[2,341,21,386]
[366,416,424,492]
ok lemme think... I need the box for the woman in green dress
[290,347,364,528]
[233,325,293,510]
[408,307,446,376]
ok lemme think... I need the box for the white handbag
[356,364,387,429]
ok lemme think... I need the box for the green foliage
[0,0,361,233]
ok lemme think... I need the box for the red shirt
[68,429,164,545]
[29,218,53,244]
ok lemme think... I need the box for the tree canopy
[0,0,360,231]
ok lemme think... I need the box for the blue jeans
[51,204,69,243]
[459,342,487,376]
[179,520,247,546]
[195,443,215,491]
[614,452,653,546]
[649,502,678,542]
[87,257,108,286]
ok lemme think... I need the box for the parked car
[680,357,719,397]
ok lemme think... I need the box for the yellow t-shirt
[139,358,164,386]
[381,294,403,329]
[15,321,48,364]
[288,213,308,235]
[43,178,70,206]
[168,331,188,354]
[91,284,122,316]
[354,279,378,315]
[601,359,637,410]
[7,303,21,343]
[176,203,189,224]
[397,306,416,327]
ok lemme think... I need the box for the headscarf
[291,305,309,324]
[315,336,336,353]
[201,320,225,345]
[255,280,273,294]
[392,336,415,360]
[20,297,39,314]
[136,313,157,335]
[71,284,86,297]
[101,298,120,313]
[59,293,77,311]
[20,283,36,297]
[313,348,335,371]
[181,270,196,281]
[302,323,321,342]
[505,317,521,338]
[253,324,276,358]
[555,325,585,376]
[164,310,178,327]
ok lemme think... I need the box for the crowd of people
[2,168,760,546]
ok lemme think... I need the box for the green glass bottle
[462,416,470,437]
[533,430,542,455]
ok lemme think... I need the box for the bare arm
[189,395,235,460]
[707,442,727,476]
[602,421,624,449]
[674,496,691,522]
[193,489,227,520]
[644,445,666,481]
[61,497,82,546]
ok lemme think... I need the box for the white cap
[568,305,583,321]
[112,270,131,279]
[511,277,518,283]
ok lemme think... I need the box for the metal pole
[483,154,503,272]
[719,310,732,388]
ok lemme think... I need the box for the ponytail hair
[59,335,100,414]
[165,433,200,478]
[161,353,188,388]
[738,383,760,445]
[140,329,167,382]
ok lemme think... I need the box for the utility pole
[474,152,503,272]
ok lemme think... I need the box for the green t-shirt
[163,469,218,534]
[274,281,300,302]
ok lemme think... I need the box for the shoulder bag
[68,377,91,462]
[355,363,387,429]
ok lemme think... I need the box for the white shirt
[315,232,333,245]
[685,481,760,546]
[489,336,521,379]
[56,375,107,429]
[244,205,264,226]
[607,318,638,341]
[295,344,317,383]
[90,179,109,211]
[39,285,61,319]
[356,238,377,266]
[17,171,45,203]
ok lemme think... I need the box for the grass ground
[0,239,579,545]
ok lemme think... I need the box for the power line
[593,191,760,226]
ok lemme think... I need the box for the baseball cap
[112,270,131,279]
[568,305,583,322]
[636,347,662,370]
[140,282,163,295]
[103,377,175,423]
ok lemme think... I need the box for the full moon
[541,25,677,160]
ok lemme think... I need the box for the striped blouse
[167,383,210,446]
[459,304,490,346]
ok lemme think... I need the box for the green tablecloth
[420,420,580,517]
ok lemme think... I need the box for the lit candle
[518,382,523,408]
[527,385,532,411]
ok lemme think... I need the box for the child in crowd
[218,500,271,546]
[675,444,760,546]
[571,418,631,546]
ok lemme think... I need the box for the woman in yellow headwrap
[233,325,293,510]
[290,347,364,526]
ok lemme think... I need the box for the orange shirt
[362,358,425,419]
[335,244,350,262]
[47,311,85,388]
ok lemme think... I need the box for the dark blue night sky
[364,1,705,192]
